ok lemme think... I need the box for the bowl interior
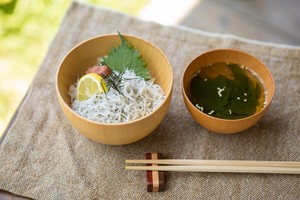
[57,34,173,115]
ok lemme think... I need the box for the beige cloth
[1,1,300,199]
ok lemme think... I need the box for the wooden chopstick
[125,165,300,174]
[125,159,300,168]
[125,159,300,174]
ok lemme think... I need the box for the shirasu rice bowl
[68,70,165,123]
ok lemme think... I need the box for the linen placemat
[1,1,300,199]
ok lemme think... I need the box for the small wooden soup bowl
[56,34,173,145]
[182,49,274,134]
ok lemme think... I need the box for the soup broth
[188,62,266,119]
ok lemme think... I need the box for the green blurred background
[0,0,149,137]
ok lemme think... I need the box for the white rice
[68,70,165,123]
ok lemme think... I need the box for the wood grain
[126,159,300,174]
[146,153,164,192]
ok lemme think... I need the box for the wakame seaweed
[188,63,265,119]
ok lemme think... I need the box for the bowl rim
[55,33,174,126]
[181,48,275,122]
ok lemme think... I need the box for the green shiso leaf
[103,32,150,80]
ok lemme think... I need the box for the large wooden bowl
[56,34,173,145]
[182,49,274,134]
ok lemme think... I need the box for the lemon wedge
[77,73,107,101]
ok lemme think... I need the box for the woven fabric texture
[1,1,300,199]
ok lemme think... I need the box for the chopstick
[125,159,300,167]
[125,159,300,174]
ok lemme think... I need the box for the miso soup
[188,62,266,119]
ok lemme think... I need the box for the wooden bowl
[56,34,173,145]
[182,49,274,134]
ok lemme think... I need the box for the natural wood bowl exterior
[56,34,173,145]
[182,49,274,134]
